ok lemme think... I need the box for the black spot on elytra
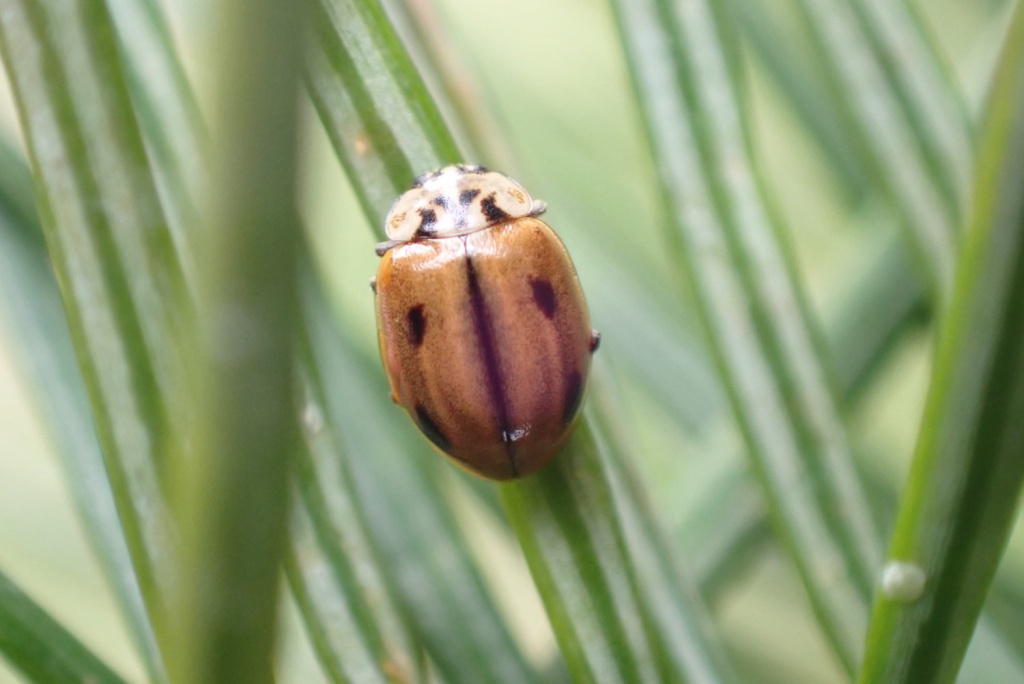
[415,404,450,450]
[563,370,583,426]
[530,278,557,319]
[480,193,510,223]
[431,195,451,210]
[459,188,481,206]
[406,305,426,346]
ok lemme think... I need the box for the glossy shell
[374,213,595,481]
[384,164,546,241]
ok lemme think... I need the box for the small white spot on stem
[881,561,926,603]
[302,403,324,434]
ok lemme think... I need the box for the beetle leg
[369,277,377,294]
[528,199,548,217]
[389,390,400,405]
[590,330,601,353]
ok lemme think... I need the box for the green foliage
[0,0,1021,683]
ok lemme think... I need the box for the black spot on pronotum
[415,404,450,450]
[480,193,510,223]
[431,195,451,210]
[530,278,557,319]
[417,208,438,233]
[459,188,481,206]
[563,370,583,426]
[406,304,426,346]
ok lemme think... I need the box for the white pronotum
[385,164,545,241]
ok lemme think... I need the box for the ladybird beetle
[373,164,599,480]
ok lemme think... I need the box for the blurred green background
[0,0,1020,682]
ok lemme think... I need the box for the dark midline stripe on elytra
[462,236,518,477]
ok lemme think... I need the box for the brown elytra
[374,217,595,480]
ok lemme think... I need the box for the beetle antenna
[375,240,402,256]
